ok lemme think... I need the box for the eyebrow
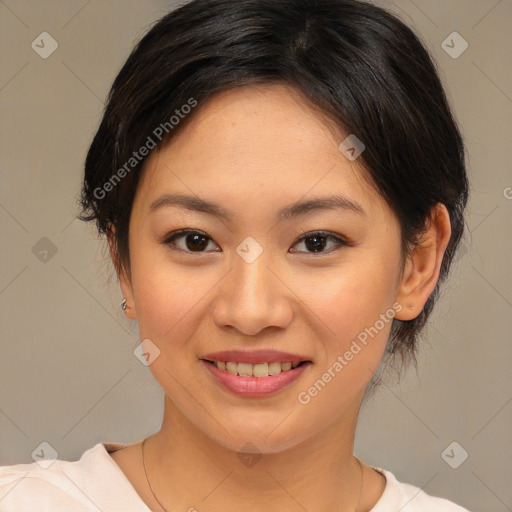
[149,193,365,220]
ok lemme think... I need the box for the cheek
[129,243,212,345]
[304,255,399,345]
[293,263,397,428]
[295,248,401,405]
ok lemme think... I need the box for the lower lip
[202,360,311,397]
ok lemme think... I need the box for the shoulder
[0,442,143,512]
[0,452,92,511]
[371,467,471,512]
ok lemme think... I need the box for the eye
[162,229,347,255]
[290,231,346,254]
[162,229,220,253]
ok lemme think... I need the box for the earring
[121,298,130,311]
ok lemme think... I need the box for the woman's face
[121,84,405,453]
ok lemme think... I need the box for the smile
[207,360,303,377]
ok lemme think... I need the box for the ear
[394,203,451,321]
[107,229,137,320]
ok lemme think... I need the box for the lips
[200,350,312,396]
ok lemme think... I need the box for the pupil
[186,234,208,251]
[306,235,326,252]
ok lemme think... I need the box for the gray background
[0,1,511,510]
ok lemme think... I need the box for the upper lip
[201,350,311,364]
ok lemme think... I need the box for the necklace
[141,436,365,512]
[142,436,168,512]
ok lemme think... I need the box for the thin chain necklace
[141,436,364,512]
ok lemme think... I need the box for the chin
[202,418,313,456]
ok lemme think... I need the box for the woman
[0,0,471,510]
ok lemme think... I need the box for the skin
[109,83,451,511]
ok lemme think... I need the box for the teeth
[226,361,238,375]
[281,362,292,371]
[237,362,253,377]
[253,362,269,378]
[213,360,302,377]
[268,361,282,375]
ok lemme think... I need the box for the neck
[144,394,368,512]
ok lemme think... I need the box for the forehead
[135,84,388,221]
[167,83,344,163]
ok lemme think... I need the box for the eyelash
[161,229,347,255]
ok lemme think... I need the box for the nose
[211,250,293,336]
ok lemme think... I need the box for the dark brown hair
[79,0,468,371]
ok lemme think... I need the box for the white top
[0,442,470,511]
